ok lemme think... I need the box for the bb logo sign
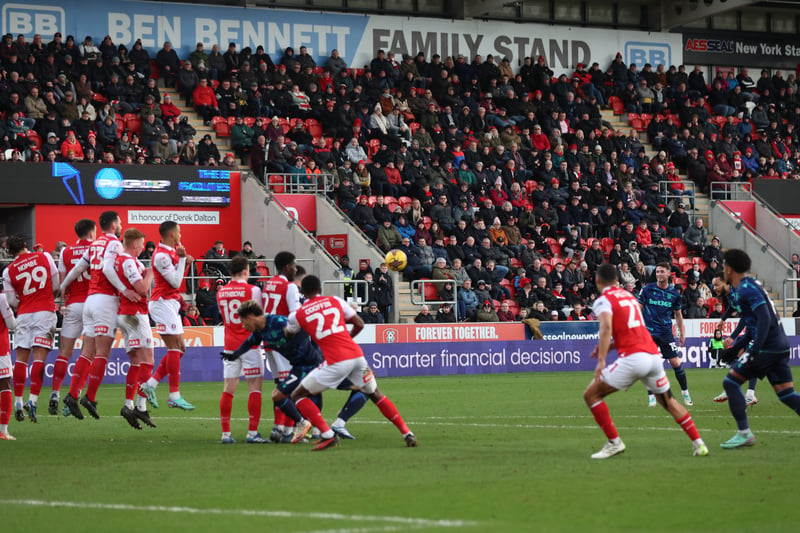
[625,41,671,68]
[2,4,65,38]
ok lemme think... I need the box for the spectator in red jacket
[192,78,219,124]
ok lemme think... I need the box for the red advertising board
[374,323,526,344]
[318,234,348,261]
[278,194,317,231]
[34,171,242,258]
[719,200,755,228]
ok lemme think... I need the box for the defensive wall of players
[17,319,800,385]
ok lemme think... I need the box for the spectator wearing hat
[198,133,221,166]
[476,300,499,322]
[360,301,385,324]
[192,78,220,124]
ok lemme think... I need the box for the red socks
[296,397,331,433]
[220,391,234,432]
[13,361,26,397]
[153,355,168,382]
[52,356,70,393]
[29,361,44,396]
[137,363,153,396]
[85,356,108,402]
[69,355,91,397]
[125,364,140,401]
[166,350,182,393]
[676,413,701,441]
[590,401,619,440]
[248,391,262,431]
[0,390,11,425]
[375,395,410,434]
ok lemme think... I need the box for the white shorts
[265,350,292,381]
[15,311,57,349]
[222,348,264,379]
[117,314,154,352]
[83,294,120,338]
[0,354,11,379]
[61,302,84,339]
[149,299,184,336]
[300,357,377,395]
[600,352,670,394]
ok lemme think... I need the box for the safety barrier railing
[658,180,696,213]
[410,279,459,307]
[262,170,335,194]
[709,181,753,201]
[322,279,369,307]
[783,278,800,317]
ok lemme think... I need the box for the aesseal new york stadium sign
[1,163,233,206]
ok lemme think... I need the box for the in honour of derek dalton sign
[128,210,220,225]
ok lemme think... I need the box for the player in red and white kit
[583,263,709,459]
[261,251,301,442]
[138,221,195,410]
[0,292,17,439]
[217,256,266,443]
[50,218,96,415]
[2,236,59,423]
[60,211,140,420]
[282,274,417,451]
[114,228,158,430]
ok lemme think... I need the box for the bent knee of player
[367,389,384,403]
[271,388,286,402]
[291,385,311,401]
[0,377,11,390]
[772,381,794,393]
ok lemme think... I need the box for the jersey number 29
[16,266,48,296]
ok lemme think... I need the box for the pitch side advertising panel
[23,322,800,382]
[1,163,233,207]
[683,30,800,69]
[1,1,681,75]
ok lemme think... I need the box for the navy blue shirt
[232,314,323,367]
[638,282,681,342]
[728,277,789,355]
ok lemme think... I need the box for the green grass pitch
[2,370,800,532]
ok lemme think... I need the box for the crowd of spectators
[4,30,799,323]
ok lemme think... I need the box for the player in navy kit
[718,249,800,449]
[638,263,692,407]
[226,300,366,443]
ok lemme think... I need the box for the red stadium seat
[243,117,256,127]
[503,300,520,317]
[214,121,230,137]
[268,175,285,193]
[398,196,413,210]
[227,116,236,126]
[422,216,432,230]
[601,237,614,256]
[500,278,515,298]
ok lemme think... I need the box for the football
[385,249,408,271]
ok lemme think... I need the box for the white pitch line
[153,416,800,434]
[0,500,476,531]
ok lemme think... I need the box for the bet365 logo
[2,4,65,38]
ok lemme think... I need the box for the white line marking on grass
[156,416,800,434]
[0,499,476,531]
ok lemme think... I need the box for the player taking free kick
[583,263,708,459]
[280,275,417,450]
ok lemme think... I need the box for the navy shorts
[655,338,679,360]
[733,350,793,385]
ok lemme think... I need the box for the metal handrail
[658,179,695,212]
[410,279,460,307]
[322,279,369,307]
[263,170,335,194]
[783,277,800,316]
[709,181,753,201]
